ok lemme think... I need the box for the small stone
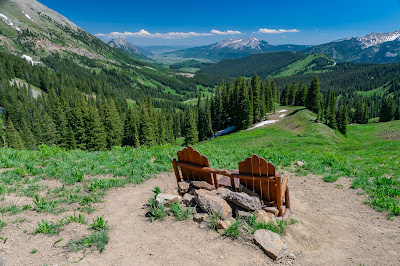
[263,207,279,217]
[296,161,305,167]
[215,219,232,230]
[254,209,274,224]
[178,181,190,194]
[288,253,296,260]
[253,229,287,260]
[191,181,215,191]
[225,192,262,211]
[194,189,232,219]
[215,187,230,199]
[156,193,182,206]
[236,209,252,218]
[193,213,209,223]
[182,193,195,206]
[199,221,208,229]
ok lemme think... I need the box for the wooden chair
[229,155,290,217]
[171,146,229,188]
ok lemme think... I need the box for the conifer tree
[85,106,107,151]
[395,101,400,120]
[139,101,155,146]
[295,82,307,106]
[103,99,123,148]
[380,96,395,122]
[280,85,289,106]
[5,118,23,149]
[306,76,322,115]
[325,90,337,129]
[183,108,198,145]
[42,113,58,146]
[19,118,36,150]
[337,103,349,136]
[251,74,262,122]
[122,107,140,147]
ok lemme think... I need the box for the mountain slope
[303,30,400,63]
[163,37,309,61]
[198,52,334,78]
[106,38,149,60]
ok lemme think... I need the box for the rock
[225,192,262,211]
[215,187,230,199]
[191,181,215,191]
[296,161,305,167]
[193,213,209,223]
[194,189,232,219]
[254,210,274,224]
[188,188,196,195]
[238,184,259,197]
[263,207,279,217]
[235,209,252,218]
[156,193,182,206]
[253,229,287,260]
[215,219,232,230]
[288,253,296,260]
[182,193,195,206]
[178,181,190,194]
[199,221,208,229]
[182,206,196,215]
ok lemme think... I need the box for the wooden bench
[172,147,290,217]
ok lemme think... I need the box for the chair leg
[285,186,291,210]
[171,158,181,184]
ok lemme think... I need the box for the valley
[0,0,399,265]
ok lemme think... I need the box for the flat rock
[254,209,274,224]
[193,213,209,223]
[182,193,195,207]
[263,207,279,217]
[194,189,232,219]
[178,181,190,194]
[225,192,262,211]
[215,219,233,230]
[236,209,252,218]
[253,229,287,260]
[215,187,230,199]
[191,181,215,191]
[156,193,182,206]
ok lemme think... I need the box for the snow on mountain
[357,30,400,49]
[210,37,268,50]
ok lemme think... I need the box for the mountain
[106,38,150,60]
[162,37,310,61]
[303,30,400,63]
[198,52,335,78]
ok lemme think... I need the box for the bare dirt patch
[1,171,399,265]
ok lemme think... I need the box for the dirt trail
[1,171,399,266]
[80,171,399,266]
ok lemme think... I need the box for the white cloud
[258,28,300,34]
[95,29,214,39]
[95,29,242,39]
[210,29,242,35]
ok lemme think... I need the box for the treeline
[181,74,278,145]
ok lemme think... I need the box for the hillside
[162,37,309,61]
[198,52,334,78]
[302,29,400,63]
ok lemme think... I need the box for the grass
[169,202,193,221]
[147,186,168,221]
[0,220,6,232]
[223,219,242,238]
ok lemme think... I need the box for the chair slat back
[177,146,213,184]
[238,155,277,202]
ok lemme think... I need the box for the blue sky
[39,0,400,46]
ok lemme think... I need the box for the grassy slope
[1,109,399,215]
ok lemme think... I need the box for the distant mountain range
[162,37,310,61]
[303,30,400,63]
[107,38,150,60]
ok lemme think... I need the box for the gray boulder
[155,193,182,206]
[253,229,287,260]
[225,192,262,211]
[191,181,215,191]
[194,189,232,219]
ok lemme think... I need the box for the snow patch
[0,12,13,26]
[0,13,8,21]
[22,55,34,66]
[16,27,21,32]
[279,114,286,118]
[385,51,398,57]
[278,109,288,113]
[247,120,279,130]
[211,126,236,138]
[22,11,33,21]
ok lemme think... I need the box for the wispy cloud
[258,28,300,34]
[95,29,241,39]
[210,29,242,35]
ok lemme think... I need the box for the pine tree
[306,76,322,115]
[380,96,395,122]
[5,118,24,149]
[337,103,348,135]
[85,106,107,151]
[295,82,307,106]
[325,90,337,129]
[280,85,289,106]
[42,113,58,146]
[183,108,198,146]
[197,95,213,141]
[19,118,36,150]
[122,107,140,147]
[139,101,155,146]
[251,74,262,122]
[103,99,123,148]
[394,101,400,120]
